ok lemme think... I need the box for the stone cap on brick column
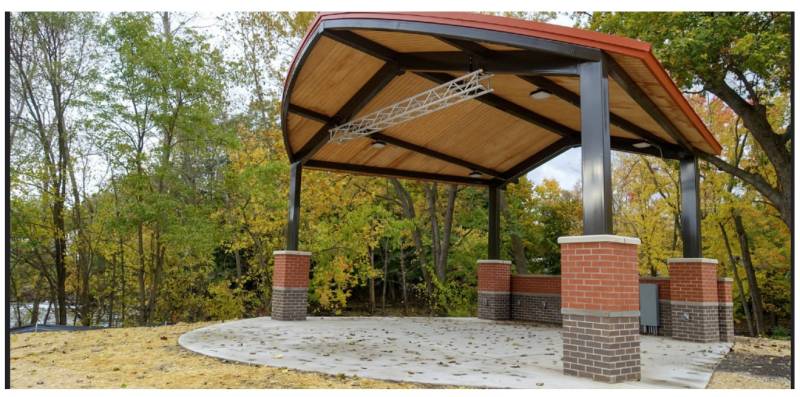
[273,250,313,256]
[557,234,641,245]
[477,259,512,265]
[667,258,718,264]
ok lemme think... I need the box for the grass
[10,321,423,389]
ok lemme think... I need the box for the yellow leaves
[311,255,360,313]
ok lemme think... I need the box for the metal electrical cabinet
[639,283,659,334]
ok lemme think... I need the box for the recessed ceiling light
[530,89,551,100]
[371,140,387,149]
[632,141,652,149]
[469,171,482,178]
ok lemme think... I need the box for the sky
[527,148,582,190]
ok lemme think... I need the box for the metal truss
[329,69,494,143]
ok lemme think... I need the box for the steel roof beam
[305,160,494,186]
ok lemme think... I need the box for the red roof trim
[285,12,721,155]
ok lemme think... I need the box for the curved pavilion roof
[281,12,721,186]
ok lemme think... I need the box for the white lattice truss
[329,69,494,143]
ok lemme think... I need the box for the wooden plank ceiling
[284,25,719,185]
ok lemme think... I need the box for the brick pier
[668,258,721,342]
[272,250,311,321]
[559,235,641,383]
[477,260,512,320]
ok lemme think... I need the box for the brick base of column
[558,235,642,383]
[670,301,720,342]
[717,278,735,342]
[477,260,511,320]
[718,303,734,342]
[478,292,510,320]
[272,250,311,321]
[668,258,721,342]
[272,287,308,320]
[562,311,641,383]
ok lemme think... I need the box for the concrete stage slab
[178,317,730,388]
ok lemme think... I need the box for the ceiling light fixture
[469,171,483,178]
[632,141,652,149]
[329,69,494,143]
[370,140,387,149]
[530,89,551,100]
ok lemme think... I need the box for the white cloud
[526,148,582,190]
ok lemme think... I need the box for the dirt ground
[10,322,792,389]
[706,336,791,389]
[10,321,424,389]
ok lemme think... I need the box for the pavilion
[274,12,731,383]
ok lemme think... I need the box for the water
[9,301,112,328]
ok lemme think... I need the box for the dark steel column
[679,155,702,257]
[286,161,302,250]
[579,61,613,235]
[488,186,500,259]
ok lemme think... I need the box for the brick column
[558,235,641,383]
[717,278,734,342]
[272,251,311,321]
[477,260,511,320]
[668,258,720,342]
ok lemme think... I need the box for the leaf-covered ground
[706,336,791,389]
[9,321,425,389]
[10,322,790,389]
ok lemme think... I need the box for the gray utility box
[639,283,659,329]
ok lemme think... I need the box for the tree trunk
[53,198,68,325]
[42,298,53,326]
[137,222,146,325]
[437,185,457,282]
[368,246,376,314]
[382,241,389,314]
[399,243,408,315]
[390,178,431,293]
[732,213,766,335]
[719,222,754,336]
[234,249,243,278]
[109,252,116,328]
[426,183,442,281]
[29,276,45,326]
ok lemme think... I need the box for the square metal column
[679,155,702,257]
[579,61,613,235]
[488,186,500,259]
[286,161,302,251]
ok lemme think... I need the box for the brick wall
[508,274,679,334]
[272,251,311,321]
[510,275,561,324]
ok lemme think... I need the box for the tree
[9,12,101,324]
[584,12,792,230]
